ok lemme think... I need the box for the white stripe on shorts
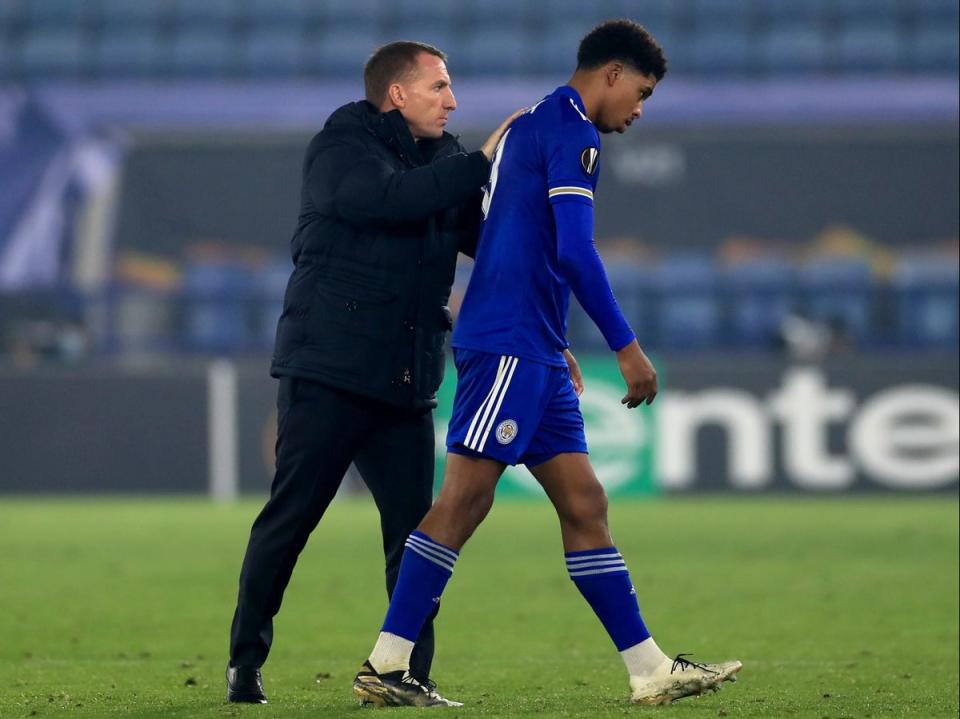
[463,355,508,449]
[476,356,519,452]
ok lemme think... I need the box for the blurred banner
[1,354,956,495]
[0,91,123,290]
[112,126,959,256]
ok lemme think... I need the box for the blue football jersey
[452,86,603,367]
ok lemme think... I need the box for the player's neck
[566,72,601,125]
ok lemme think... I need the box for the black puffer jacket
[270,101,490,409]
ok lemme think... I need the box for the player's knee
[562,483,608,530]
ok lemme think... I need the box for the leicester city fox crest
[495,419,519,445]
[580,147,599,175]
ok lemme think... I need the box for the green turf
[0,496,956,718]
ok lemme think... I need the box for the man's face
[394,53,457,139]
[596,66,657,134]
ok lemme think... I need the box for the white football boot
[630,653,742,705]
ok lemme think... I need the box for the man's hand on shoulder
[615,340,657,408]
[480,108,527,161]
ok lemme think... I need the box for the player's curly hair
[365,41,446,106]
[577,19,667,80]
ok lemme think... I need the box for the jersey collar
[554,85,592,125]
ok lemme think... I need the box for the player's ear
[606,62,624,86]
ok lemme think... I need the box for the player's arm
[551,201,657,407]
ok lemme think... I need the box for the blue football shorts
[446,348,588,467]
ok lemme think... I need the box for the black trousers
[229,377,436,679]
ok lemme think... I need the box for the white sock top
[620,637,670,678]
[368,631,415,675]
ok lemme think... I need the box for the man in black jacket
[225,42,519,706]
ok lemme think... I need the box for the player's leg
[354,452,503,707]
[531,452,741,702]
[229,379,370,672]
[355,349,529,706]
[353,405,438,684]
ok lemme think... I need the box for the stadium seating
[652,254,721,349]
[910,25,960,73]
[798,257,874,344]
[182,261,251,353]
[96,0,166,29]
[836,23,903,74]
[19,27,88,78]
[723,258,796,349]
[893,257,960,348]
[758,25,828,75]
[93,29,162,78]
[241,28,305,78]
[0,0,958,79]
[169,28,236,78]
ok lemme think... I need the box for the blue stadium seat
[832,0,898,22]
[458,26,535,76]
[798,258,873,343]
[463,0,536,25]
[619,0,677,29]
[393,0,460,23]
[182,262,251,353]
[241,28,304,77]
[27,0,89,27]
[20,27,89,78]
[169,28,236,77]
[909,0,960,21]
[240,0,308,29]
[652,255,721,349]
[1,0,23,26]
[96,0,166,28]
[756,0,826,24]
[687,27,753,75]
[540,0,614,25]
[394,22,455,58]
[909,26,960,74]
[531,21,589,76]
[303,29,382,77]
[254,259,291,350]
[723,259,796,348]
[893,258,959,348]
[93,29,162,78]
[757,25,827,74]
[171,0,239,27]
[0,31,12,81]
[836,24,902,74]
[690,0,753,26]
[317,0,385,28]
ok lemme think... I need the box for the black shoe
[226,665,268,704]
[352,660,462,707]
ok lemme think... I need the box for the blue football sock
[381,531,459,642]
[566,547,651,651]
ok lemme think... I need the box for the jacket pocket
[415,306,454,398]
[312,274,400,341]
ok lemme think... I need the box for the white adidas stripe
[566,552,623,564]
[476,356,519,452]
[406,534,458,562]
[568,565,630,577]
[565,559,626,571]
[463,355,508,449]
[405,542,456,572]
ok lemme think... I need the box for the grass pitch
[0,496,956,718]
